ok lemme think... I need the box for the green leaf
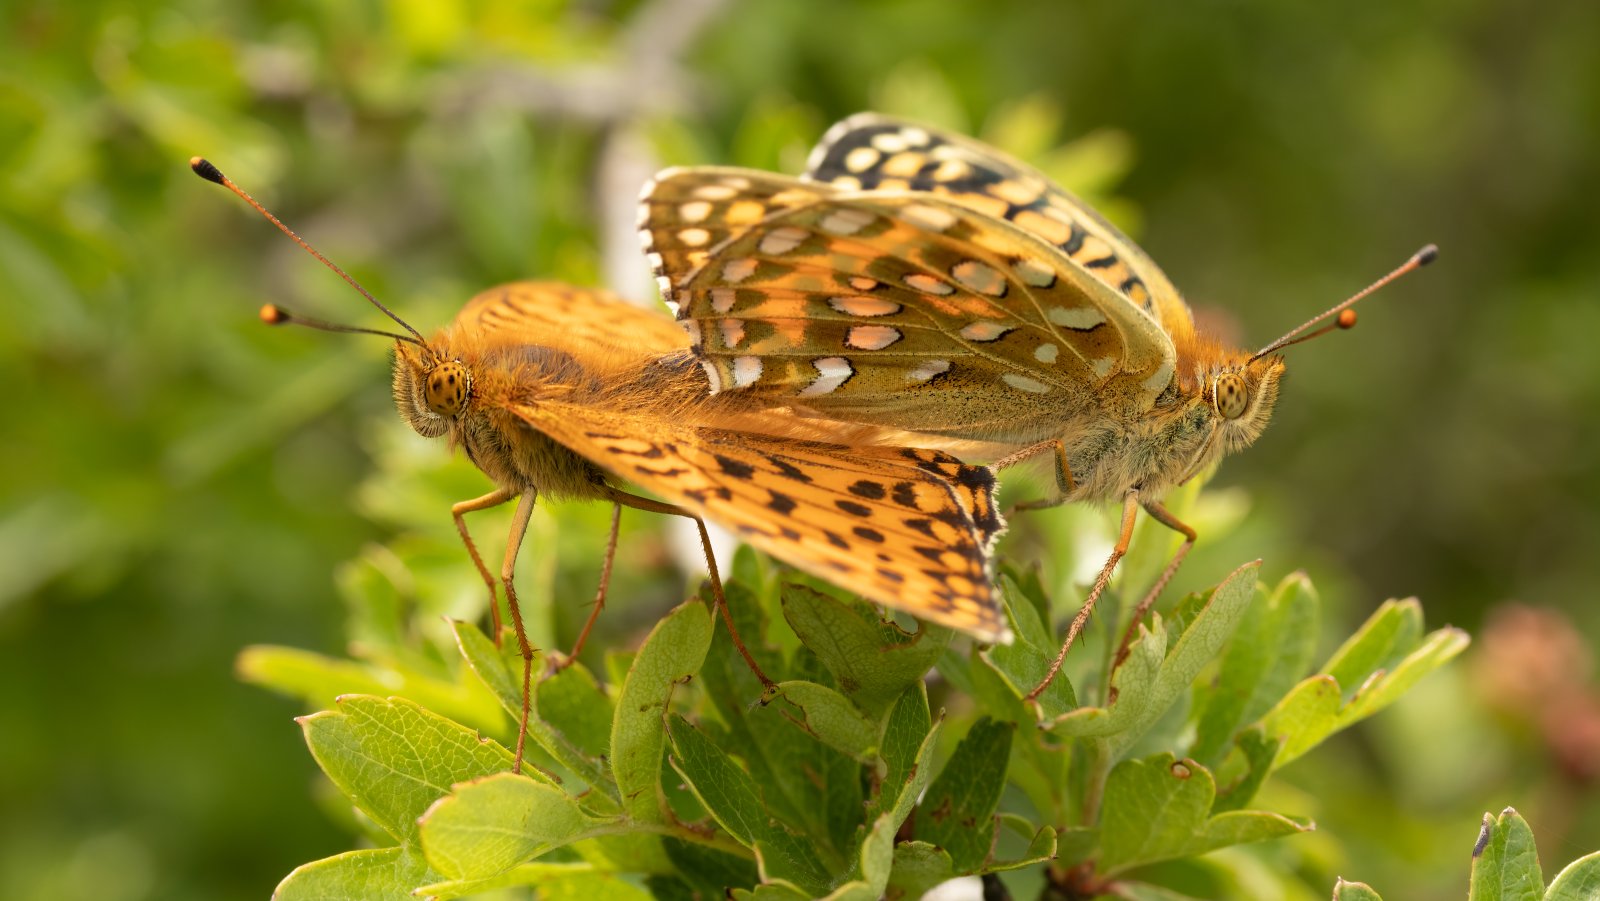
[667,714,833,895]
[1333,878,1386,901]
[917,717,1014,873]
[273,847,434,901]
[1547,850,1600,901]
[1097,753,1310,875]
[451,619,605,792]
[414,862,628,900]
[987,818,1056,873]
[701,590,864,858]
[299,696,519,845]
[870,685,939,824]
[1049,561,1259,754]
[782,582,952,716]
[1258,601,1470,769]
[662,836,760,898]
[240,644,504,734]
[1468,808,1543,901]
[418,772,611,880]
[978,576,1078,719]
[1324,598,1423,697]
[818,813,898,901]
[1210,727,1281,813]
[775,680,879,761]
[887,843,954,901]
[1190,572,1319,765]
[609,600,713,823]
[538,662,615,762]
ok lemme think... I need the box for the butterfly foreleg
[1111,500,1198,671]
[453,487,517,644]
[1026,487,1139,702]
[498,490,540,774]
[601,487,777,692]
[994,438,1076,515]
[556,501,622,672]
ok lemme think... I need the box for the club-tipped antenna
[189,156,428,347]
[258,303,420,343]
[1251,244,1437,361]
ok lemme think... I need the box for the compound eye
[424,361,472,417]
[1215,373,1249,420]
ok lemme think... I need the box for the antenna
[258,303,421,342]
[1251,244,1437,361]
[189,157,428,347]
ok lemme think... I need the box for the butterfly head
[393,340,473,439]
[1206,354,1285,454]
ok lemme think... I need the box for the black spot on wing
[714,454,755,479]
[848,480,886,500]
[891,482,920,509]
[852,526,885,543]
[766,456,814,483]
[768,490,797,515]
[836,500,872,517]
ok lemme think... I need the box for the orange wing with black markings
[509,398,1010,642]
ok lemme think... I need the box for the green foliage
[11,4,1600,899]
[1335,808,1600,901]
[245,532,1473,897]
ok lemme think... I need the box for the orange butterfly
[192,157,1008,773]
[638,114,1434,696]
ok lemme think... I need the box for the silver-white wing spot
[907,360,952,382]
[1047,306,1107,330]
[719,319,746,347]
[905,274,955,296]
[723,258,758,283]
[960,321,1012,342]
[1002,373,1052,394]
[844,146,881,173]
[899,203,958,233]
[951,260,1007,297]
[759,226,809,256]
[731,356,763,389]
[799,356,853,396]
[845,325,902,350]
[1034,343,1059,364]
[829,295,901,317]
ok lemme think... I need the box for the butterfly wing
[804,113,1194,340]
[641,169,1176,444]
[454,281,690,354]
[509,398,1010,642]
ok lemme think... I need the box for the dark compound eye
[1215,373,1249,420]
[424,361,472,417]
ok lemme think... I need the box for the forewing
[646,173,1176,441]
[805,113,1193,338]
[638,167,832,315]
[453,281,690,355]
[510,400,1009,642]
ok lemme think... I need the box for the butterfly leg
[453,487,516,645]
[1111,500,1198,670]
[556,501,622,671]
[1026,487,1140,702]
[602,487,776,691]
[496,490,541,774]
[994,439,1075,514]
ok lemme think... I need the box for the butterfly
[190,157,1009,773]
[637,113,1434,698]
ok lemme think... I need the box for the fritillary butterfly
[191,157,1009,774]
[637,114,1434,696]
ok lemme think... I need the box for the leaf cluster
[247,538,1478,898]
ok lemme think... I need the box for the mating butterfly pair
[196,113,1428,769]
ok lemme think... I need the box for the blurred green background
[4,1,1598,899]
